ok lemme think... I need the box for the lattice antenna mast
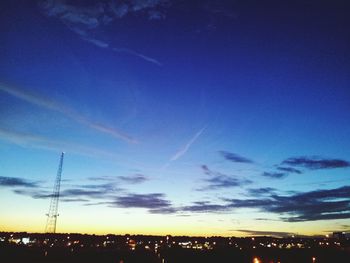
[45,152,64,233]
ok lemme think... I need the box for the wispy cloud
[167,127,206,165]
[276,166,302,174]
[112,193,170,208]
[219,151,254,164]
[225,185,350,222]
[201,164,211,175]
[78,37,162,66]
[89,174,149,184]
[12,167,349,221]
[39,0,167,65]
[84,37,109,48]
[175,185,350,222]
[281,156,350,170]
[202,175,252,190]
[246,187,276,196]
[0,84,136,143]
[0,128,125,160]
[108,193,175,214]
[112,48,162,66]
[14,182,122,203]
[0,176,38,188]
[198,165,252,190]
[261,172,287,179]
[117,174,149,184]
[181,201,227,213]
[80,37,162,66]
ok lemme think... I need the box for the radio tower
[45,152,64,233]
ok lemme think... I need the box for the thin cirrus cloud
[164,127,206,167]
[0,84,136,143]
[281,156,350,170]
[78,38,163,66]
[219,151,254,164]
[112,48,162,66]
[0,128,127,161]
[38,0,167,66]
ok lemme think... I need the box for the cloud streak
[169,127,206,162]
[117,174,149,184]
[39,0,166,65]
[14,182,122,203]
[276,166,302,174]
[112,193,170,208]
[0,176,38,188]
[225,185,350,222]
[176,185,350,222]
[89,174,149,184]
[11,168,349,222]
[182,201,227,213]
[202,175,252,190]
[112,48,162,66]
[198,165,252,190]
[0,128,127,160]
[0,128,104,157]
[281,156,350,170]
[108,193,174,213]
[246,187,276,196]
[219,151,254,164]
[0,84,136,143]
[261,172,287,179]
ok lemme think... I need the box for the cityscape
[1,0,350,262]
[1,231,349,262]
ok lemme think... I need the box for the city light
[1,231,348,262]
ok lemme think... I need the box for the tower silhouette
[45,152,64,233]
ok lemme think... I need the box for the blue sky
[0,0,350,236]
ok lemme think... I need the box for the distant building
[333,232,346,240]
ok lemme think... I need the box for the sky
[0,0,350,237]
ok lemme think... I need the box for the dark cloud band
[0,176,38,188]
[282,156,350,170]
[219,151,254,163]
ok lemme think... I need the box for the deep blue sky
[0,0,350,236]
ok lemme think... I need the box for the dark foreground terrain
[1,244,349,263]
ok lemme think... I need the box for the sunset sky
[1,0,350,237]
